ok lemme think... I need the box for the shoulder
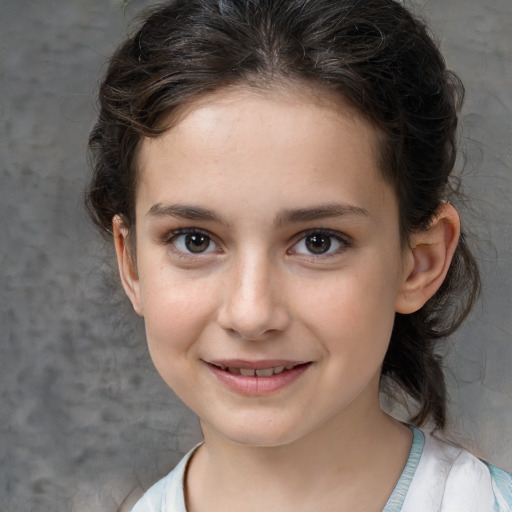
[403,429,512,512]
[130,445,201,512]
[484,462,512,512]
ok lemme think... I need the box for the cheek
[294,262,400,351]
[302,271,396,319]
[138,271,218,358]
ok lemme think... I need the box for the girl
[86,0,511,510]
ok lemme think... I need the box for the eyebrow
[274,203,369,227]
[146,202,369,226]
[147,203,230,226]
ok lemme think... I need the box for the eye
[290,230,347,256]
[170,230,219,255]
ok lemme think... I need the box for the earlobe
[113,215,144,316]
[396,203,460,314]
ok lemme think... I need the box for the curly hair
[87,0,480,429]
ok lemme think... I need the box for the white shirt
[131,427,512,512]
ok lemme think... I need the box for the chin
[224,432,298,448]
[204,417,306,448]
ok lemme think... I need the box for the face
[119,86,415,447]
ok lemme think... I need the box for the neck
[186,405,412,512]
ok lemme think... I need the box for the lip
[208,359,307,370]
[205,359,311,396]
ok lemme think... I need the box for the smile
[216,365,296,376]
[206,360,311,395]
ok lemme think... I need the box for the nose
[217,251,290,340]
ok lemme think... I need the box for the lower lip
[207,363,311,396]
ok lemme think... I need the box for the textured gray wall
[1,1,510,511]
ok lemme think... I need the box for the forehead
[141,85,381,159]
[136,86,395,223]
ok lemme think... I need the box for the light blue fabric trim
[382,426,424,512]
[484,462,512,512]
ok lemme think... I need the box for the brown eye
[305,233,332,254]
[171,231,218,254]
[185,233,211,253]
[290,230,347,257]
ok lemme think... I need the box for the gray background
[1,0,510,511]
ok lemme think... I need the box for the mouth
[213,364,300,376]
[205,360,312,395]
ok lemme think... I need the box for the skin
[114,86,460,512]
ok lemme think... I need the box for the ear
[113,215,144,316]
[396,203,460,314]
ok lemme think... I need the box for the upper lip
[206,359,309,370]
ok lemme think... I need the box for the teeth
[255,368,274,377]
[221,365,295,376]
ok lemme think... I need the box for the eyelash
[163,228,221,258]
[163,228,350,259]
[288,229,350,259]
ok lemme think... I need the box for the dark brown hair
[87,0,480,429]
